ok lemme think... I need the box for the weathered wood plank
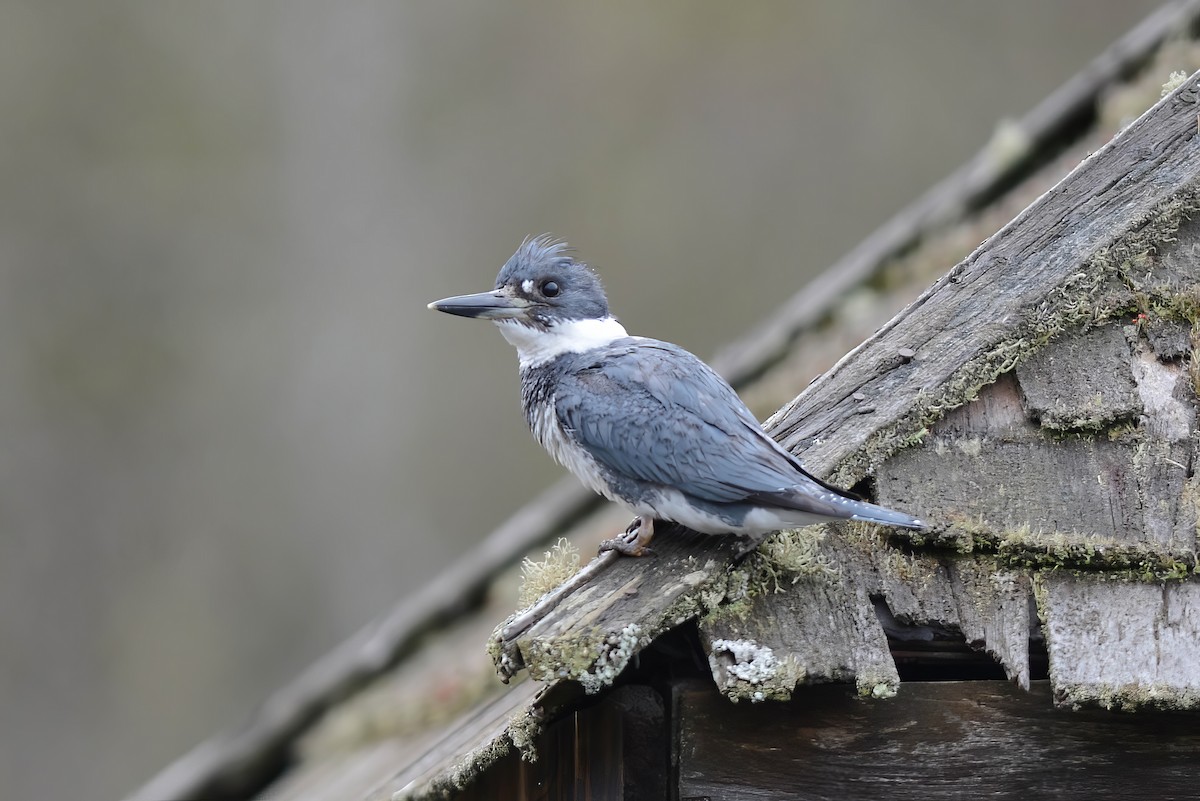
[698,566,899,701]
[853,544,1033,688]
[1015,324,1141,430]
[698,529,1034,698]
[385,684,667,801]
[875,323,1198,553]
[879,437,1193,546]
[677,679,1200,801]
[494,525,745,690]
[1145,318,1191,360]
[1041,573,1200,710]
[253,740,420,801]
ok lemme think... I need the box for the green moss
[1161,70,1189,98]
[505,704,544,760]
[1105,420,1140,442]
[404,724,519,800]
[939,515,1198,580]
[1056,682,1200,713]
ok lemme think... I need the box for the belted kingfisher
[429,237,925,556]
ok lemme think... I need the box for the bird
[428,236,925,556]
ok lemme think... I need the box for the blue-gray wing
[555,340,803,503]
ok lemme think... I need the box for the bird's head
[428,236,610,330]
[429,237,628,368]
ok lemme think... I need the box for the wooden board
[698,566,899,700]
[378,678,544,801]
[1042,573,1200,710]
[676,679,1200,801]
[1014,324,1141,430]
[495,525,746,689]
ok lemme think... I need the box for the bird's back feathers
[534,338,923,531]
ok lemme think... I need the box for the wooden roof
[126,5,1200,801]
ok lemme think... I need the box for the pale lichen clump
[577,623,643,694]
[1162,69,1189,97]
[708,638,785,702]
[757,527,839,583]
[521,622,646,695]
[505,704,545,760]
[516,538,581,609]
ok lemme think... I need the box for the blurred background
[0,2,1164,799]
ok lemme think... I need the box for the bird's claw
[599,516,656,557]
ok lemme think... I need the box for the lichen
[739,526,840,596]
[577,623,643,694]
[710,639,779,684]
[516,538,581,609]
[1100,38,1200,128]
[707,638,798,703]
[1162,70,1190,98]
[520,622,646,695]
[505,704,545,759]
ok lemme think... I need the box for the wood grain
[1042,573,1200,709]
[677,679,1200,801]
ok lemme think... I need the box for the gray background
[0,2,1163,799]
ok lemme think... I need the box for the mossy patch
[934,515,1198,580]
[1054,682,1200,713]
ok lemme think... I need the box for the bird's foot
[599,516,656,557]
[732,533,767,563]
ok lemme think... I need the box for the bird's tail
[846,499,926,531]
[754,484,927,531]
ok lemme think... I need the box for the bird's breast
[527,396,619,501]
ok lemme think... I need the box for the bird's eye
[540,280,560,298]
